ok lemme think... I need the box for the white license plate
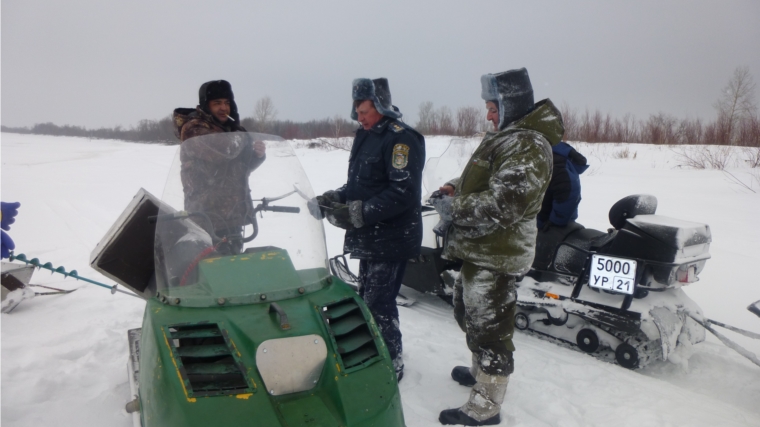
[588,255,637,295]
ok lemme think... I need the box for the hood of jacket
[506,98,564,146]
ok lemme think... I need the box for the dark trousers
[358,259,407,361]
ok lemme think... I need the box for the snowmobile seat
[403,246,461,295]
[550,227,610,274]
[609,194,657,230]
[532,221,585,271]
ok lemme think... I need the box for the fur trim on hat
[481,68,534,130]
[351,78,402,120]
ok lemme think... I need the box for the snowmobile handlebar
[260,205,300,214]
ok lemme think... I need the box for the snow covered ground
[2,132,760,426]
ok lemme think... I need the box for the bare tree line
[416,102,488,136]
[3,67,757,147]
[415,67,759,147]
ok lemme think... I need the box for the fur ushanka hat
[481,68,534,130]
[198,80,240,123]
[351,78,402,120]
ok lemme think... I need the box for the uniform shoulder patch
[392,144,410,169]
[390,122,405,133]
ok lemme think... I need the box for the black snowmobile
[401,139,712,369]
[514,194,710,369]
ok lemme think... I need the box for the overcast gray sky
[2,0,759,129]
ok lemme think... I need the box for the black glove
[325,203,355,230]
[322,190,341,204]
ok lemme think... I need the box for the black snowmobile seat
[609,195,657,230]
[532,221,585,270]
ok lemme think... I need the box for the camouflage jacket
[443,99,564,274]
[173,108,264,232]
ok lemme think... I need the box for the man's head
[199,80,238,124]
[354,100,384,130]
[350,78,402,126]
[480,68,534,130]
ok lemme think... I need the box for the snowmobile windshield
[422,138,476,197]
[154,132,329,306]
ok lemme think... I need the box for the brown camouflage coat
[173,107,264,232]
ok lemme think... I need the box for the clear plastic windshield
[154,132,328,302]
[422,138,477,196]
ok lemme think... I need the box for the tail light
[676,264,698,283]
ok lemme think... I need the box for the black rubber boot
[451,366,476,387]
[439,408,500,425]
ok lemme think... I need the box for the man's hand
[438,185,455,196]
[325,203,355,230]
[253,140,266,158]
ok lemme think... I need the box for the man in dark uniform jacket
[313,78,425,381]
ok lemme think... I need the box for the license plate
[588,255,637,295]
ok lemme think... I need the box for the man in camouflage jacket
[433,68,563,425]
[172,80,266,254]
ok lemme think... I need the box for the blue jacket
[335,117,425,260]
[537,142,588,228]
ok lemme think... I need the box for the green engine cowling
[138,248,405,427]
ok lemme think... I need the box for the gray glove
[433,218,451,237]
[430,195,454,222]
[348,200,364,228]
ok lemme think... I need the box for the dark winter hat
[198,80,239,123]
[481,68,534,130]
[351,78,402,120]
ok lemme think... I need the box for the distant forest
[0,115,359,145]
[2,67,758,148]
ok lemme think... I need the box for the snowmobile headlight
[256,334,327,396]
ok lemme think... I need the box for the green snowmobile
[90,133,405,427]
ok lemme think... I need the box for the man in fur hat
[172,80,266,254]
[431,68,564,425]
[312,78,425,382]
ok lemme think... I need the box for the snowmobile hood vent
[321,298,382,372]
[164,323,254,398]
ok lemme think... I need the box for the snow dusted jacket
[335,117,425,260]
[443,99,564,274]
[172,108,265,231]
[537,142,588,228]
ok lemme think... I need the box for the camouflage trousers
[453,261,517,377]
